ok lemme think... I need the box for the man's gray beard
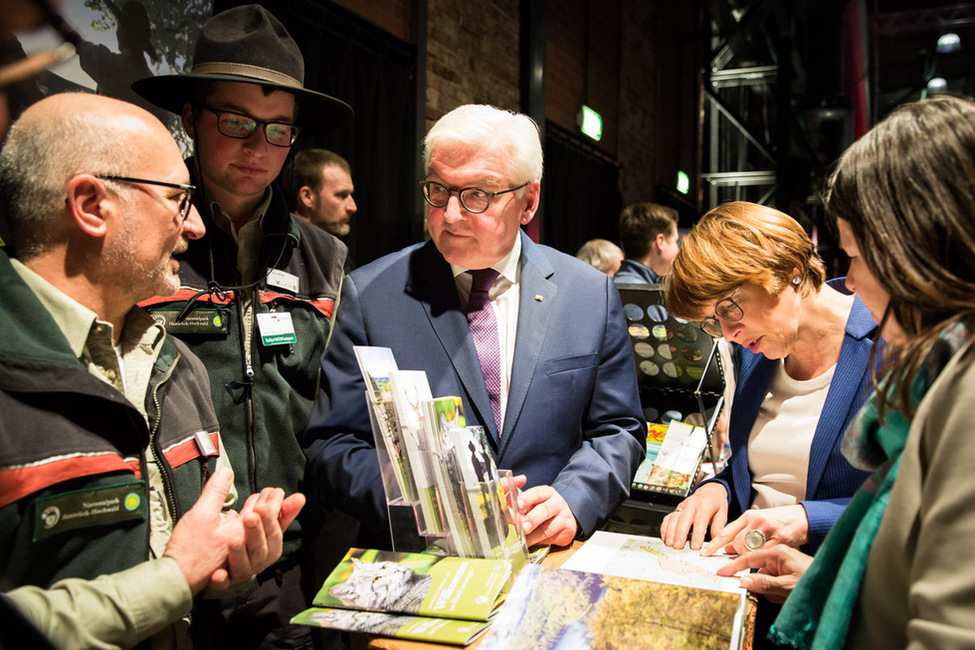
[105,216,180,302]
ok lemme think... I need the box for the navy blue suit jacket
[303,232,645,545]
[705,286,878,551]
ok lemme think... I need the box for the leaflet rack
[606,284,727,534]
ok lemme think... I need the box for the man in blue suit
[303,104,645,549]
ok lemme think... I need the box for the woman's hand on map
[659,482,729,551]
[700,505,809,557]
[715,545,813,603]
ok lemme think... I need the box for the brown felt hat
[132,4,352,130]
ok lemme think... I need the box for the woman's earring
[792,276,801,285]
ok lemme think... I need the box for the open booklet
[292,547,513,646]
[479,531,750,650]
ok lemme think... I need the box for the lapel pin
[534,294,543,302]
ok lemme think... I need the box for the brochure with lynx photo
[291,608,490,646]
[310,547,512,621]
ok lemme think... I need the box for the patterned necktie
[466,268,502,435]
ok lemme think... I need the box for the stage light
[927,77,948,94]
[937,33,961,54]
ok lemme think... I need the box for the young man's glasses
[419,180,529,214]
[197,103,298,147]
[96,175,196,221]
[699,287,743,338]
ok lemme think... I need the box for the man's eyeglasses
[419,180,529,214]
[96,174,196,221]
[197,103,298,147]
[699,287,743,338]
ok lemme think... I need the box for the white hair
[576,239,623,274]
[423,104,543,184]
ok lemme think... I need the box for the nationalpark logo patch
[34,481,146,541]
[124,491,142,512]
[147,308,230,335]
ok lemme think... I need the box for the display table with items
[330,534,755,650]
[299,341,752,648]
[606,284,727,537]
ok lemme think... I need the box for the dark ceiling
[871,1,975,118]
[698,0,975,267]
[708,0,975,123]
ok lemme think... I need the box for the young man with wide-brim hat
[133,5,352,648]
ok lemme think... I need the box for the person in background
[132,5,352,647]
[0,92,303,649]
[285,147,357,272]
[615,202,680,285]
[304,103,645,551]
[659,202,879,648]
[286,148,357,238]
[575,238,624,277]
[718,94,975,649]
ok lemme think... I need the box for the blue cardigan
[703,285,879,551]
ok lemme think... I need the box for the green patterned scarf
[770,322,970,649]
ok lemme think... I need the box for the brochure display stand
[608,284,727,534]
[354,347,528,568]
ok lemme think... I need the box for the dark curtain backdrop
[542,121,622,256]
[215,0,420,267]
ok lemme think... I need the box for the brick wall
[329,0,694,216]
[425,0,522,129]
[545,0,621,157]
[619,0,660,205]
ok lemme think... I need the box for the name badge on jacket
[256,312,297,346]
[267,269,300,294]
[150,308,230,335]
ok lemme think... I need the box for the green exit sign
[578,105,602,141]
[677,170,690,194]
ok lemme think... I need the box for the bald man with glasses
[0,92,304,649]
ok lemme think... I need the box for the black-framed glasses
[419,180,529,214]
[96,175,196,221]
[699,287,743,338]
[197,103,298,147]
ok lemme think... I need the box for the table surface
[350,541,755,650]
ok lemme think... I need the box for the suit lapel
[500,235,556,454]
[730,351,775,514]
[407,242,498,440]
[804,315,872,498]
